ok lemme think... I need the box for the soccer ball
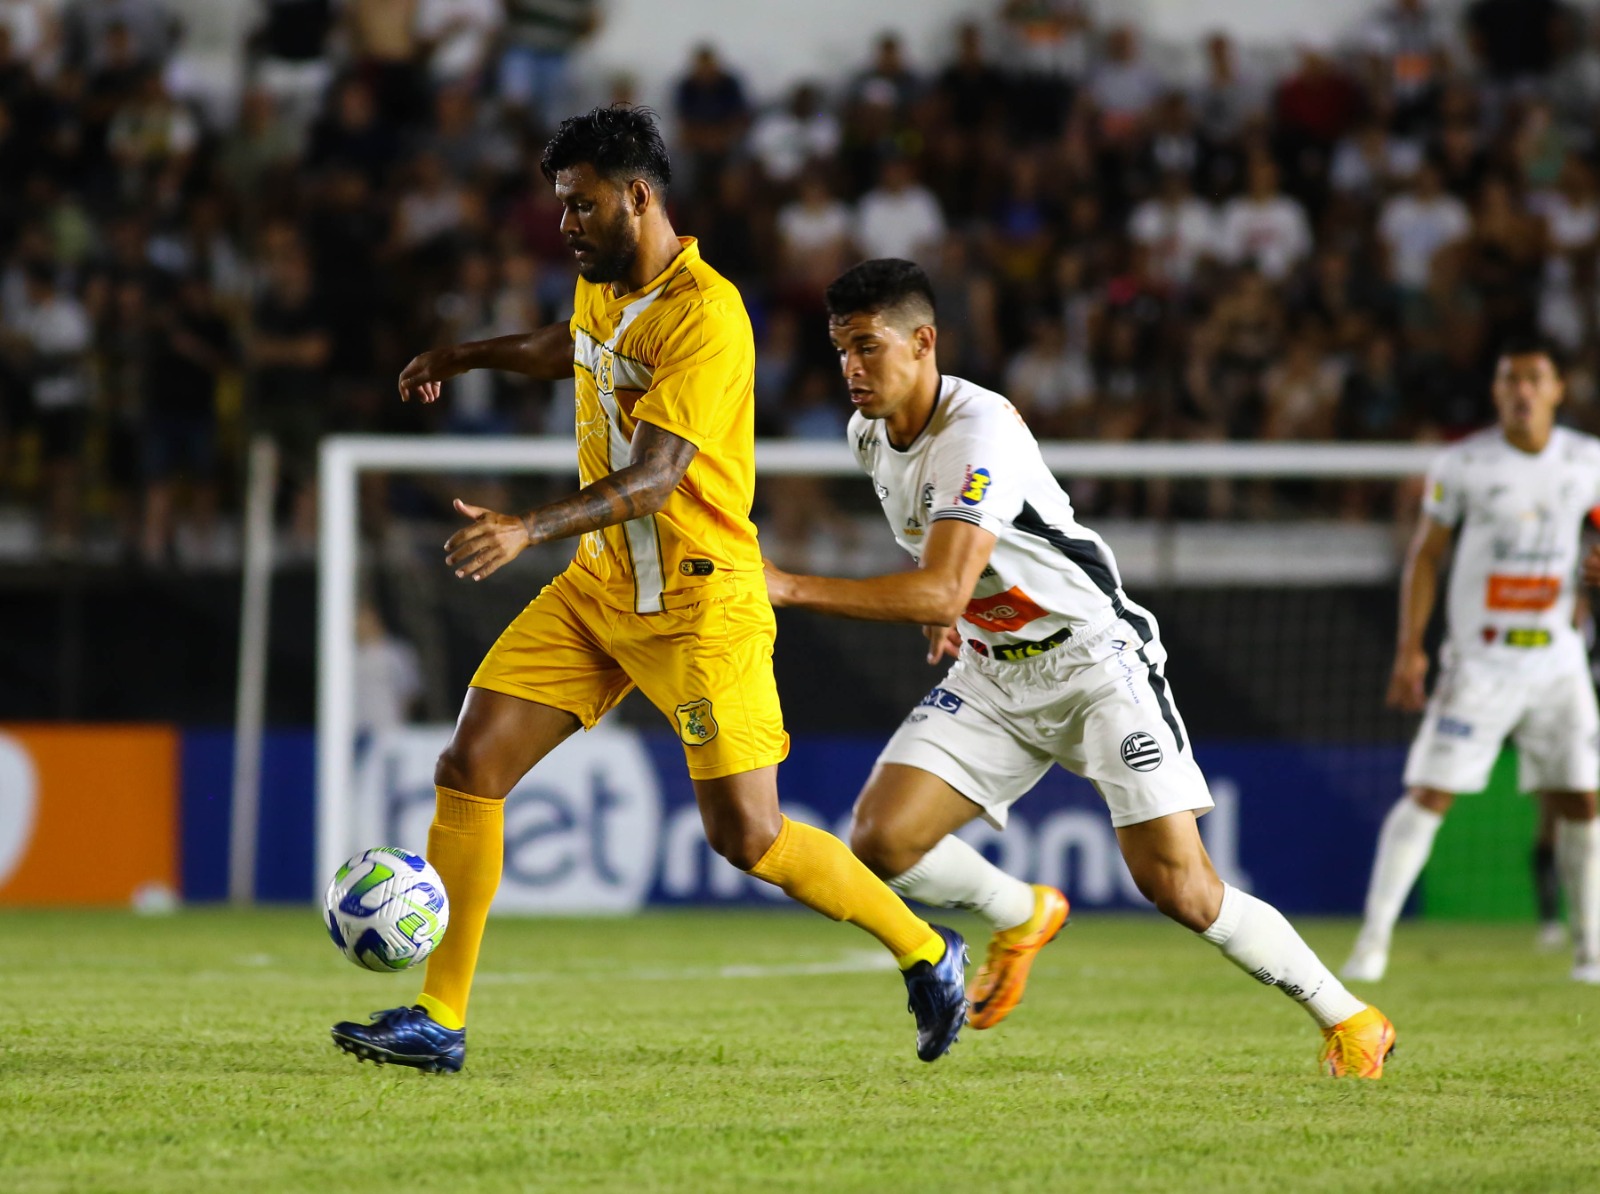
[323,847,450,972]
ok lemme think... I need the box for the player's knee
[848,819,915,878]
[707,817,781,872]
[433,739,510,801]
[1133,863,1216,932]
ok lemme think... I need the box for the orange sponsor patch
[1486,574,1561,612]
[964,586,1048,632]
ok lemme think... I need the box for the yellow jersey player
[330,107,967,1072]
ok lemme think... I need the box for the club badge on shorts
[674,698,719,746]
[1120,731,1163,772]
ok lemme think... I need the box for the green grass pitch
[5,908,1598,1193]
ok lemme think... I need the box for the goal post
[314,435,1439,889]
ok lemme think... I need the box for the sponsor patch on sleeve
[959,467,992,506]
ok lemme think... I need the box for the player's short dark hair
[541,104,671,194]
[1497,334,1564,375]
[824,259,937,329]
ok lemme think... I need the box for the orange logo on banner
[0,726,177,905]
[1485,575,1561,612]
[964,586,1048,632]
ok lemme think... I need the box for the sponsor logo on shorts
[1504,627,1553,648]
[673,698,719,746]
[1120,731,1163,772]
[991,627,1073,662]
[1436,716,1473,738]
[967,639,990,656]
[959,467,992,506]
[678,558,715,576]
[916,687,964,715]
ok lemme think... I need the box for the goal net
[313,436,1540,922]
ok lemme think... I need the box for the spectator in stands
[1128,168,1218,290]
[1357,0,1448,133]
[934,22,1007,135]
[851,32,920,121]
[1329,119,1423,201]
[1273,35,1366,196]
[415,0,501,90]
[1005,310,1093,436]
[218,86,302,208]
[749,83,840,187]
[1262,325,1344,440]
[248,0,336,128]
[1087,24,1161,145]
[1191,32,1263,181]
[999,0,1092,142]
[2,263,92,553]
[141,271,232,565]
[344,0,422,127]
[1531,154,1600,351]
[62,0,174,75]
[306,75,396,188]
[498,0,600,124]
[674,43,749,191]
[771,174,851,308]
[855,156,944,265]
[246,236,329,544]
[1464,0,1572,89]
[1378,160,1471,297]
[105,68,198,203]
[1217,155,1314,282]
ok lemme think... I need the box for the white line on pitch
[474,950,898,984]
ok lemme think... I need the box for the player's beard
[571,208,639,284]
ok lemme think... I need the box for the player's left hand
[444,499,532,581]
[923,624,961,665]
[1583,544,1600,588]
[762,558,794,607]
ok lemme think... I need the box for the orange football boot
[1319,1005,1396,1079]
[966,885,1069,1029]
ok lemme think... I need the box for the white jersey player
[763,259,1395,1077]
[1345,343,1600,985]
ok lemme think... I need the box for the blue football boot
[331,1006,466,1073]
[903,924,968,1062]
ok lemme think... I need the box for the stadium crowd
[2,0,1600,561]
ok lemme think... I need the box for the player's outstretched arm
[398,322,576,403]
[444,421,697,581]
[1388,515,1452,712]
[765,518,996,627]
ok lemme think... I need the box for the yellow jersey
[567,238,762,613]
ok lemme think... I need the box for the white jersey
[1424,425,1600,674]
[850,374,1150,662]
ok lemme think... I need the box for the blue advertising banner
[179,725,1405,913]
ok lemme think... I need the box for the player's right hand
[398,348,463,403]
[923,624,961,665]
[1386,646,1429,712]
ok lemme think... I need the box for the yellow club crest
[673,698,718,746]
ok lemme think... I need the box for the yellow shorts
[470,566,790,780]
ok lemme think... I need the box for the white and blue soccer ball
[323,847,450,972]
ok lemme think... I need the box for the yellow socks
[748,816,944,969]
[418,786,504,1030]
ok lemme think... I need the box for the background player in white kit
[1344,341,1600,985]
[763,259,1396,1077]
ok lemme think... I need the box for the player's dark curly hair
[1497,333,1564,374]
[541,104,672,193]
[824,258,938,326]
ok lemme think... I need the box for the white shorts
[876,616,1215,829]
[1403,654,1600,794]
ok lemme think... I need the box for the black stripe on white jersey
[1011,501,1187,753]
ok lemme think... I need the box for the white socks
[1354,797,1444,954]
[888,835,1036,931]
[1202,884,1366,1029]
[1555,817,1600,966]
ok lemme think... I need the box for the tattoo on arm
[520,422,698,544]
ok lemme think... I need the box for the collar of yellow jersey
[604,237,698,315]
